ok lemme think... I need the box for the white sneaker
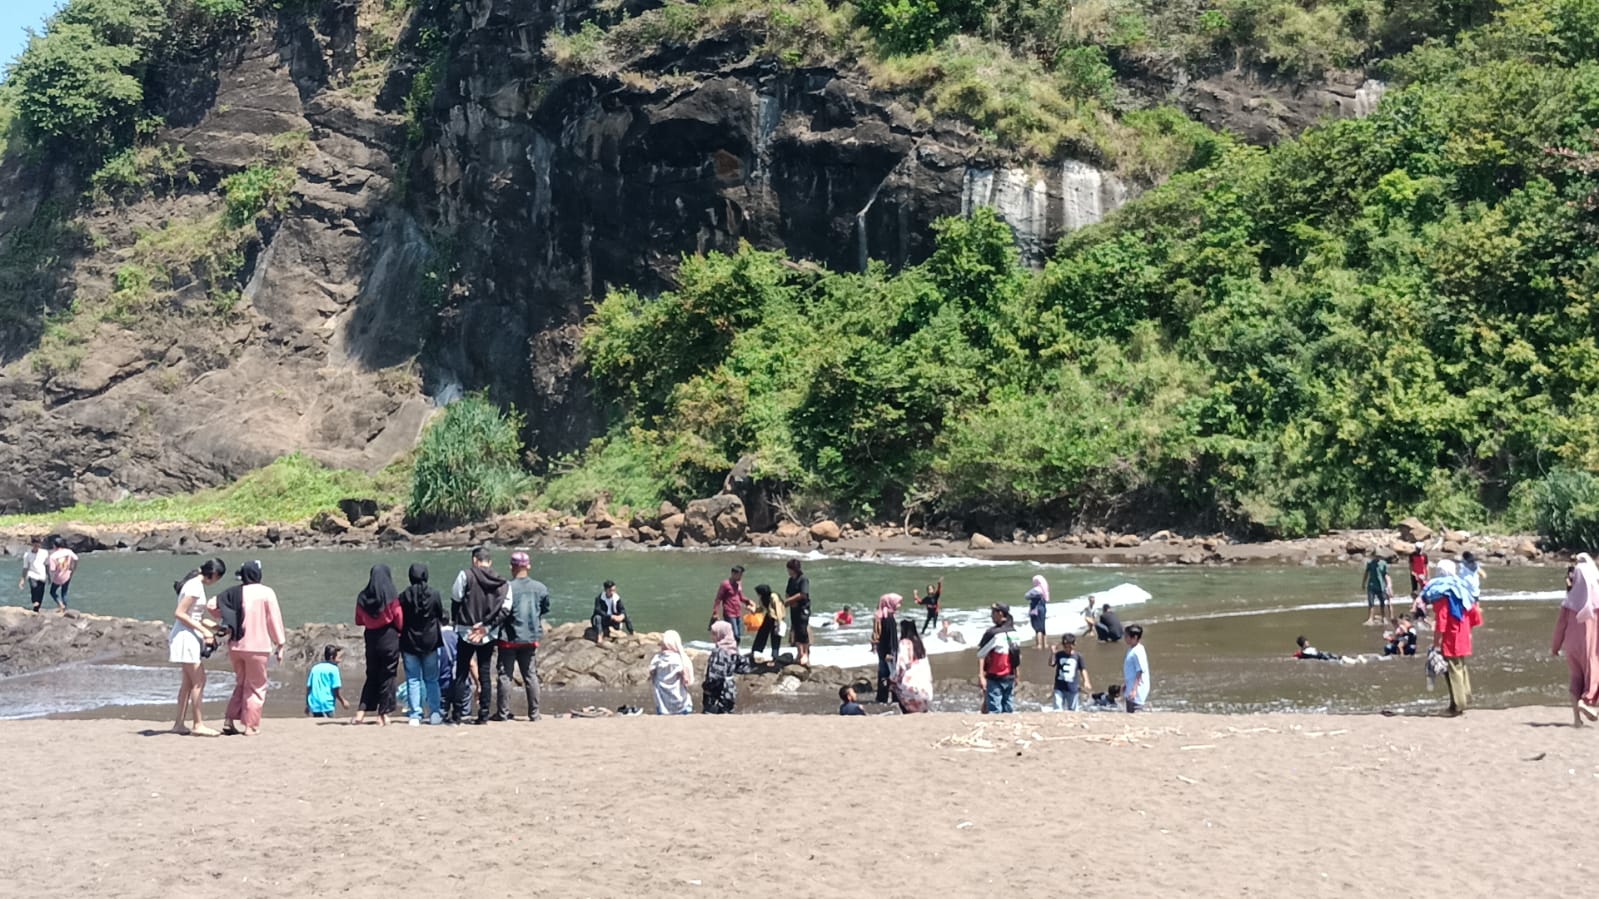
[408,718,421,727]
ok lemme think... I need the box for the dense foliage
[407,395,532,527]
[576,0,1599,536]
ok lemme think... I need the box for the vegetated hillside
[566,0,1599,541]
[0,0,1477,527]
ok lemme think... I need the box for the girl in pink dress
[1553,553,1599,727]
[892,618,933,714]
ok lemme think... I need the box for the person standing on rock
[873,592,902,703]
[590,580,634,644]
[1552,553,1599,727]
[451,547,507,725]
[212,561,284,736]
[45,536,77,612]
[18,536,47,613]
[1363,551,1393,625]
[495,551,548,722]
[749,583,784,664]
[353,564,404,727]
[398,563,445,726]
[784,559,812,666]
[1421,559,1482,717]
[169,558,226,737]
[977,603,1020,714]
[709,565,751,649]
[1025,574,1050,650]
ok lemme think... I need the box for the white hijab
[1564,553,1599,622]
[655,629,693,686]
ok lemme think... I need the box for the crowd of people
[17,534,1599,726]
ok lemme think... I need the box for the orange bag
[743,611,765,632]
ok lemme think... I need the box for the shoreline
[0,514,1555,569]
[5,710,1595,897]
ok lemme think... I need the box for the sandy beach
[4,709,1595,897]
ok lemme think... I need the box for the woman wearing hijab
[650,629,694,715]
[1420,559,1483,717]
[702,620,751,714]
[873,592,902,703]
[892,618,933,713]
[211,561,284,736]
[1025,574,1050,649]
[353,564,405,726]
[1553,553,1599,726]
[398,563,445,726]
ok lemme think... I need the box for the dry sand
[4,709,1596,897]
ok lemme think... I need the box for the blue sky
[1,1,61,74]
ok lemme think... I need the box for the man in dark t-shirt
[1093,603,1124,642]
[785,559,812,665]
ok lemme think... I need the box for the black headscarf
[215,560,263,644]
[398,563,443,655]
[357,564,397,616]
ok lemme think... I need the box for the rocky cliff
[0,0,1385,515]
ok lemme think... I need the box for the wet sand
[3,709,1595,898]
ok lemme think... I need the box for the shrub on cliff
[407,394,532,528]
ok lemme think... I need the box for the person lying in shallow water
[1294,635,1340,661]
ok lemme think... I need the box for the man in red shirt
[1424,559,1483,716]
[1408,547,1430,606]
[710,565,752,649]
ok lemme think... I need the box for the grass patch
[0,452,410,529]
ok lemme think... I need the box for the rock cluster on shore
[0,608,864,701]
[0,491,1554,570]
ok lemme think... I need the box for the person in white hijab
[1553,553,1599,726]
[649,630,694,715]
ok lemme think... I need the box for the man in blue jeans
[977,603,1020,713]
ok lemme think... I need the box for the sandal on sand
[1579,702,1599,722]
[170,726,191,736]
[221,722,240,736]
[190,726,221,737]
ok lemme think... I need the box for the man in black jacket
[449,547,506,725]
[591,580,634,644]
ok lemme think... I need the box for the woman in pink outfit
[211,561,285,735]
[1553,552,1599,727]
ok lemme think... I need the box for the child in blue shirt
[306,644,349,718]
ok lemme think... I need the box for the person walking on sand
[1421,559,1482,717]
[977,603,1021,714]
[211,561,284,736]
[873,592,902,703]
[915,577,943,635]
[45,536,77,611]
[1553,553,1599,727]
[18,536,47,612]
[169,558,226,736]
[1363,551,1393,625]
[353,564,404,727]
[1025,574,1050,649]
[650,630,694,715]
[785,559,813,665]
[398,563,446,726]
[749,583,784,664]
[1122,625,1151,713]
[591,579,634,644]
[710,565,751,649]
[702,620,751,714]
[892,618,933,713]
[495,551,548,722]
[451,547,507,725]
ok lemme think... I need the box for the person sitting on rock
[590,580,633,644]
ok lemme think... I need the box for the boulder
[1442,529,1470,544]
[1440,540,1463,555]
[682,494,747,544]
[1344,539,1368,555]
[809,519,841,543]
[969,533,993,550]
[660,513,685,545]
[1177,551,1205,565]
[1113,533,1142,548]
[352,515,377,529]
[1397,517,1432,543]
[1517,539,1541,560]
[775,520,806,539]
[57,529,107,553]
[337,498,380,522]
[310,511,351,535]
[1391,540,1415,556]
